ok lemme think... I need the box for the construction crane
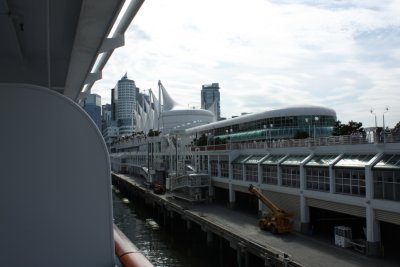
[248,184,293,234]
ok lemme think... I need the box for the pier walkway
[112,173,398,267]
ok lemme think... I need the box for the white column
[242,164,246,182]
[228,153,235,208]
[330,154,343,194]
[365,154,383,256]
[365,205,381,256]
[366,206,380,242]
[257,163,262,185]
[257,163,263,213]
[299,161,310,233]
[229,183,236,205]
[277,164,282,186]
[300,195,309,223]
[207,155,211,176]
[217,155,221,177]
[365,165,373,200]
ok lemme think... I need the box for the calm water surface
[112,188,232,267]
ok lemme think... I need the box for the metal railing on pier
[170,173,211,191]
[192,134,400,151]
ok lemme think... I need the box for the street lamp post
[370,108,378,143]
[383,107,389,143]
[263,125,267,147]
[226,128,232,149]
[305,118,311,138]
[269,123,273,142]
[370,108,377,128]
[314,116,319,141]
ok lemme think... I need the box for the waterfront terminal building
[110,87,400,259]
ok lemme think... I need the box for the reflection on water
[113,190,185,266]
[112,188,236,267]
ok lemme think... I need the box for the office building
[114,73,137,135]
[201,83,221,120]
[83,94,101,130]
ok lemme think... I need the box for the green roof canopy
[232,155,251,164]
[281,155,308,166]
[306,155,338,167]
[261,155,286,165]
[373,154,400,170]
[334,154,374,168]
[245,155,265,164]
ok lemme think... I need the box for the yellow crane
[248,184,293,234]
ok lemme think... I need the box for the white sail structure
[158,81,215,134]
[150,89,161,130]
[143,98,152,133]
[158,80,181,111]
[133,81,216,134]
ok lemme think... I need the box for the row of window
[374,170,400,201]
[206,162,399,201]
[210,115,336,136]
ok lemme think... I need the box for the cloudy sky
[92,0,400,128]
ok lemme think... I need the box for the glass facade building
[201,83,221,120]
[187,106,337,143]
[83,94,101,130]
[115,73,137,135]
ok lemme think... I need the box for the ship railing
[114,224,154,267]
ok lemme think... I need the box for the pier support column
[236,243,248,267]
[263,253,274,267]
[186,220,192,230]
[366,205,381,257]
[300,194,310,233]
[237,250,242,267]
[364,162,382,257]
[208,185,214,202]
[206,231,213,246]
[228,183,236,209]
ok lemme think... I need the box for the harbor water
[112,187,238,267]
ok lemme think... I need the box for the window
[232,164,242,180]
[201,156,208,172]
[262,165,277,185]
[220,161,229,178]
[245,164,258,182]
[281,166,300,188]
[373,170,400,201]
[335,169,365,196]
[306,167,330,191]
[210,160,218,177]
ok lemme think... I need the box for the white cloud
[92,0,400,127]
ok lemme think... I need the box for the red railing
[114,224,154,267]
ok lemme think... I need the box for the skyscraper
[83,93,101,130]
[201,83,221,120]
[114,73,137,135]
[101,104,112,131]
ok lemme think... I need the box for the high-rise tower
[83,94,101,130]
[115,73,137,135]
[201,83,221,120]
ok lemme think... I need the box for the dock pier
[112,172,302,267]
[112,172,398,267]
